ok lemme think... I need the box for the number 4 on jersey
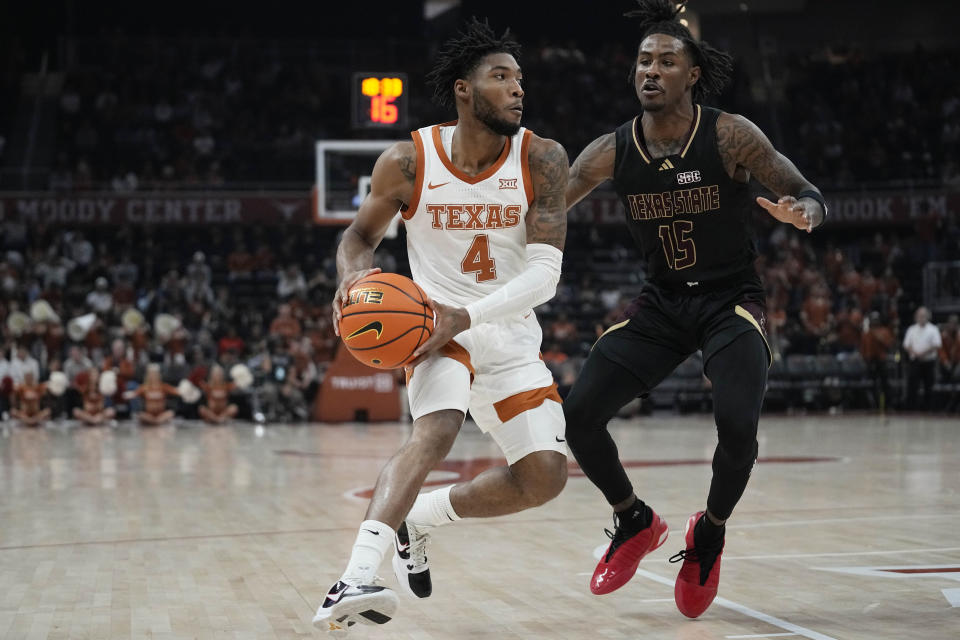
[461,234,497,282]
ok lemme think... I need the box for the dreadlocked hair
[625,0,733,103]
[426,17,521,109]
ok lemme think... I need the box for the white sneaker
[392,521,432,598]
[313,579,399,637]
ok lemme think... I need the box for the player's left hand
[406,298,471,369]
[756,195,822,233]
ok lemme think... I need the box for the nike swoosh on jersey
[555,436,566,442]
[427,181,450,190]
[346,321,383,341]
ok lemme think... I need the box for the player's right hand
[406,297,471,369]
[332,268,381,336]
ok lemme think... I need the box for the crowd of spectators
[0,221,355,425]
[3,35,955,192]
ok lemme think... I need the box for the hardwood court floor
[0,413,958,639]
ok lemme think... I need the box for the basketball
[339,273,434,369]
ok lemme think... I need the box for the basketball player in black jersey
[563,0,826,618]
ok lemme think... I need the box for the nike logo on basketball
[427,181,450,190]
[346,321,383,341]
[555,436,565,442]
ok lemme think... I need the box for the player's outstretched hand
[407,298,470,369]
[756,195,818,233]
[331,268,382,336]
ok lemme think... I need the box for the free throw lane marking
[941,588,960,608]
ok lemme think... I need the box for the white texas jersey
[402,121,534,309]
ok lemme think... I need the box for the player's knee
[716,436,758,471]
[514,450,567,507]
[562,395,596,446]
[408,409,462,461]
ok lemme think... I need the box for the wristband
[797,189,827,225]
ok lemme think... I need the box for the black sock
[694,512,725,547]
[614,497,652,532]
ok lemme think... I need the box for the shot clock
[352,72,408,130]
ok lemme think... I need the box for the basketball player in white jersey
[314,18,568,636]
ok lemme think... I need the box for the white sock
[406,485,461,529]
[342,520,395,584]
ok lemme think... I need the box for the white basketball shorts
[407,312,567,465]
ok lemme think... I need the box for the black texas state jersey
[612,104,757,287]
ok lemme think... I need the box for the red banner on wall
[0,192,313,225]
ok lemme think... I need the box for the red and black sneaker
[590,507,669,595]
[670,511,725,618]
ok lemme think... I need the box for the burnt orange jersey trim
[402,129,427,220]
[405,339,475,385]
[432,121,512,185]
[520,129,534,206]
[493,382,561,423]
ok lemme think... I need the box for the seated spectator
[856,271,881,311]
[198,365,238,425]
[72,369,116,426]
[832,303,864,354]
[227,243,256,280]
[800,284,834,353]
[939,314,960,382]
[269,303,302,342]
[110,251,139,289]
[11,371,50,427]
[9,343,39,384]
[186,252,212,288]
[547,313,578,351]
[64,345,93,385]
[277,263,307,300]
[124,363,180,426]
[218,325,246,360]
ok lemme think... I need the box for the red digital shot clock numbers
[352,72,408,129]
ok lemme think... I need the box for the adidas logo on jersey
[658,159,675,171]
[677,170,701,184]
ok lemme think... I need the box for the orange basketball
[339,273,434,369]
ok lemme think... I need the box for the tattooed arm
[566,133,615,210]
[525,136,569,249]
[332,140,416,335]
[409,136,569,364]
[717,112,825,233]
